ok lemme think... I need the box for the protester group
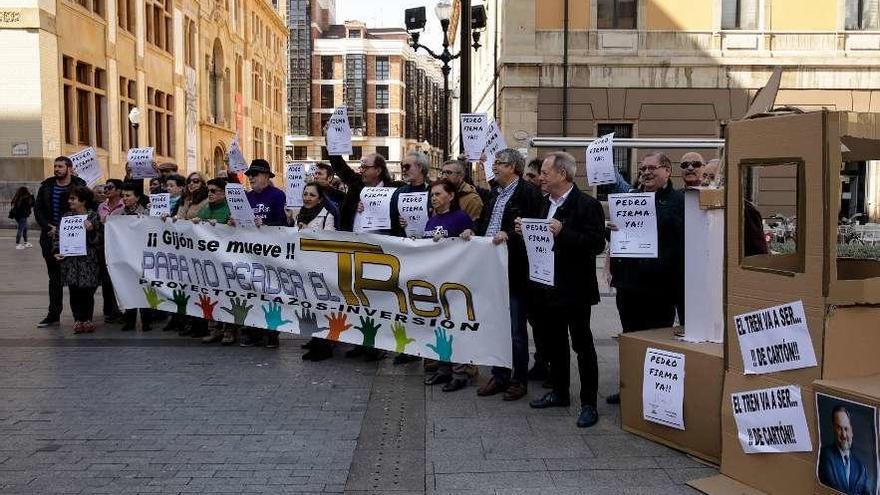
[17,144,722,429]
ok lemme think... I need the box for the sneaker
[37,316,60,328]
[15,244,25,250]
[576,405,599,428]
[24,242,33,248]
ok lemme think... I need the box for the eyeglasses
[680,161,704,170]
[359,162,377,169]
[638,165,667,173]
[440,169,460,176]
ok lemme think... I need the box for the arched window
[209,39,225,124]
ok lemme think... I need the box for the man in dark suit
[520,151,606,428]
[328,152,401,233]
[818,405,873,495]
[462,148,543,402]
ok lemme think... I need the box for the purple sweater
[246,185,287,226]
[423,209,473,238]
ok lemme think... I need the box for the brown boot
[476,377,508,397]
[503,382,528,401]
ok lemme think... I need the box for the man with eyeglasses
[328,151,401,233]
[390,152,430,238]
[462,148,543,402]
[679,152,705,188]
[439,159,483,221]
[606,152,684,405]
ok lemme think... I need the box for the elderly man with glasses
[328,151,401,233]
[390,152,430,238]
[605,152,685,405]
[679,152,705,188]
[439,159,483,220]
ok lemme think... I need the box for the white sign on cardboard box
[285,163,307,208]
[734,301,818,374]
[326,107,353,156]
[482,121,507,182]
[70,147,103,187]
[227,136,248,173]
[461,113,488,161]
[731,385,812,454]
[127,147,157,179]
[586,133,616,186]
[357,187,395,232]
[225,183,256,227]
[398,192,429,238]
[608,193,658,258]
[642,348,685,430]
[521,218,554,286]
[59,214,87,257]
[149,193,171,217]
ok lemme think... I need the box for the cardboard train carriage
[613,111,880,495]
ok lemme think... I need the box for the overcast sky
[335,0,444,47]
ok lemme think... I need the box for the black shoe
[527,364,549,381]
[425,372,452,386]
[577,405,599,428]
[301,338,317,350]
[104,313,124,324]
[265,333,279,349]
[606,393,621,405]
[239,336,254,347]
[529,391,571,409]
[120,323,135,332]
[37,316,59,328]
[442,378,468,392]
[364,349,386,362]
[393,354,420,365]
[302,348,333,361]
[345,346,365,358]
[141,324,152,332]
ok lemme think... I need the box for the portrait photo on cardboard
[815,393,879,495]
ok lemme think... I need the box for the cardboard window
[740,160,804,274]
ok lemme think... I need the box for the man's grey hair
[642,151,672,169]
[405,151,430,178]
[495,148,525,176]
[443,159,464,172]
[545,151,577,182]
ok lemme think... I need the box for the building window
[252,62,263,103]
[321,84,334,108]
[351,146,362,160]
[376,56,390,80]
[721,0,759,30]
[69,0,103,16]
[288,0,311,135]
[145,0,173,53]
[376,114,389,137]
[375,145,389,159]
[376,85,389,109]
[119,77,137,151]
[846,0,880,30]
[345,54,367,132]
[597,0,637,29]
[147,87,174,157]
[184,19,196,67]
[62,57,108,149]
[117,0,135,32]
[320,112,331,130]
[348,29,362,38]
[321,55,334,79]
[254,127,264,158]
[294,146,307,160]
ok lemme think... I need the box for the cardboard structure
[619,328,724,464]
[683,188,725,343]
[690,111,880,494]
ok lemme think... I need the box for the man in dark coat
[606,151,685,405]
[523,151,606,428]
[463,148,543,402]
[34,156,87,327]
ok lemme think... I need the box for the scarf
[296,202,324,227]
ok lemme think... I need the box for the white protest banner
[734,301,818,374]
[285,163,307,208]
[326,107,353,155]
[227,136,248,173]
[149,193,171,217]
[608,193,658,258]
[731,385,812,454]
[398,192,429,238]
[70,147,103,187]
[59,215,87,257]
[461,113,488,161]
[586,133,616,186]
[127,147,157,179]
[105,216,513,366]
[357,187,395,232]
[521,218,554,286]
[482,121,507,182]
[225,183,256,227]
[643,348,686,430]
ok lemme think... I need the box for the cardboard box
[812,375,880,495]
[684,188,725,343]
[619,327,724,464]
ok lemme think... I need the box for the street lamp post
[405,2,486,161]
[128,107,141,148]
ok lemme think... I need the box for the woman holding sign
[52,186,102,334]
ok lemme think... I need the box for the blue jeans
[15,217,28,244]
[491,291,529,384]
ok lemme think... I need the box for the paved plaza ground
[0,235,716,494]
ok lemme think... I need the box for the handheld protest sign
[149,193,171,217]
[482,120,507,181]
[398,192,429,238]
[357,187,395,232]
[127,147,157,179]
[59,215,88,257]
[586,132,616,186]
[461,113,488,161]
[521,218,554,286]
[608,192,658,258]
[285,163,306,208]
[225,183,256,227]
[326,107,353,155]
[227,136,248,173]
[70,147,103,187]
